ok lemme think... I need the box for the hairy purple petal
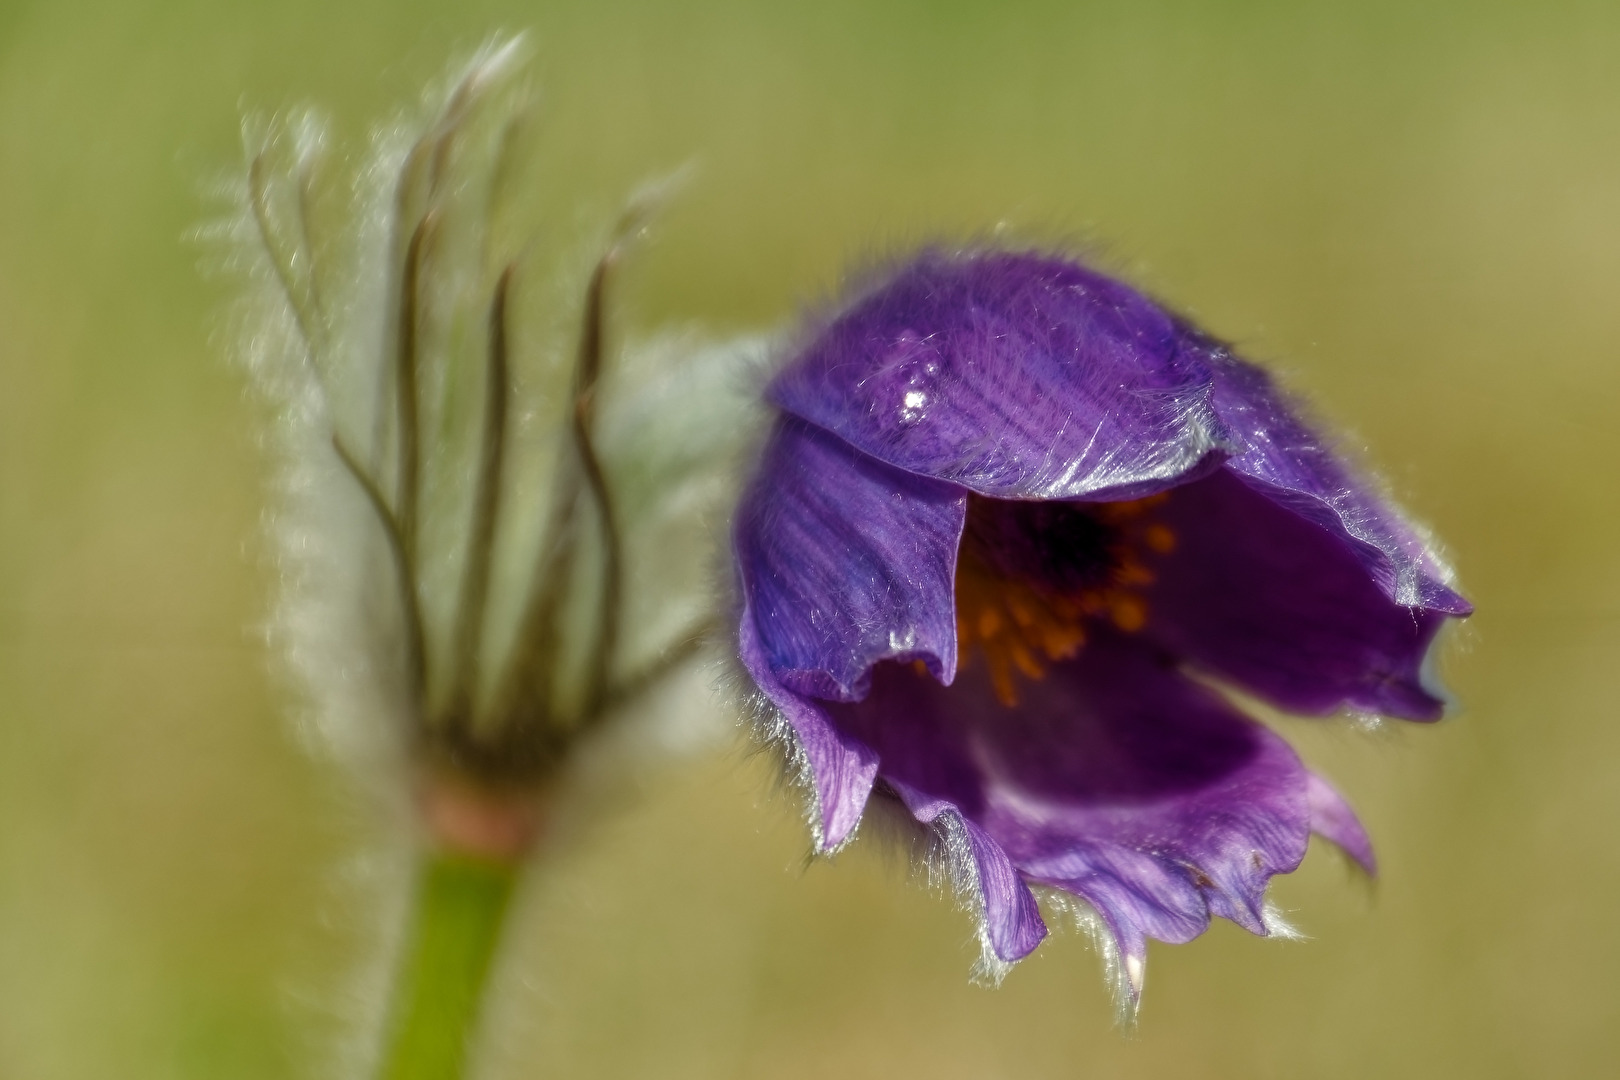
[888,780,1049,964]
[738,614,878,849]
[734,416,966,701]
[1190,333,1471,616]
[1306,772,1377,875]
[769,251,1235,500]
[1147,469,1451,720]
[824,630,1312,971]
[731,248,1471,984]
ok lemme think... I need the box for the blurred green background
[3,0,1618,1077]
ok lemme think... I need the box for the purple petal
[733,416,966,700]
[825,629,1312,976]
[1146,469,1453,720]
[738,614,878,849]
[1306,772,1377,875]
[888,780,1049,964]
[769,250,1235,501]
[1190,333,1471,617]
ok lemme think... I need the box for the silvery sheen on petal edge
[733,248,1471,1009]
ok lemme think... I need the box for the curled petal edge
[1198,343,1471,618]
[739,609,878,851]
[887,780,1049,978]
[1307,771,1377,875]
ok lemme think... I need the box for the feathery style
[225,40,750,821]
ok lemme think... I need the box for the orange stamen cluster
[954,494,1176,707]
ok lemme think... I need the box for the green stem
[378,851,519,1080]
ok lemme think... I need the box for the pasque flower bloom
[734,249,1471,998]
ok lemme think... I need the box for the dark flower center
[954,493,1175,706]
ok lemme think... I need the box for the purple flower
[733,249,1470,996]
